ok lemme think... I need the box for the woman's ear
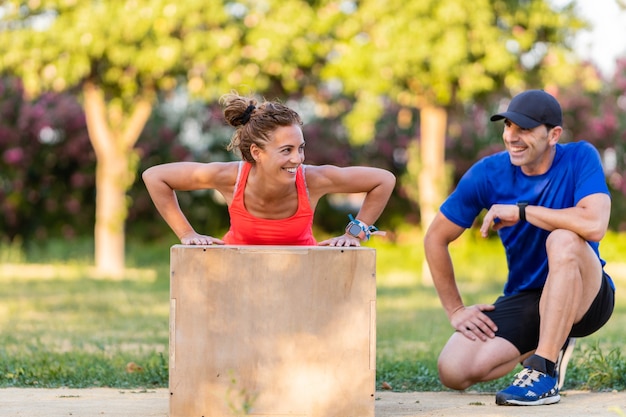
[250,143,261,162]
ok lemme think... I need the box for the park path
[1,388,625,416]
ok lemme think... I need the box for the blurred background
[1,0,626,278]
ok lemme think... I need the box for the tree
[0,0,336,275]
[321,0,588,282]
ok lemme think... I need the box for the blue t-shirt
[440,141,612,296]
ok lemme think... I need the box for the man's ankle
[523,354,556,377]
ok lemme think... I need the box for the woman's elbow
[142,166,165,186]
[141,166,155,182]
[381,169,396,191]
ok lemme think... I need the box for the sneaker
[556,337,576,390]
[495,367,560,406]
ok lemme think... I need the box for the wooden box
[169,245,376,417]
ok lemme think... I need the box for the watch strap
[517,202,528,222]
[345,214,386,241]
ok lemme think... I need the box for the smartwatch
[345,216,368,240]
[517,201,528,222]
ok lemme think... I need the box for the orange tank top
[223,162,316,245]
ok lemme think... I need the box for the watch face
[348,223,362,237]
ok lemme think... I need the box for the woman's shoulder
[301,164,341,184]
[189,160,241,186]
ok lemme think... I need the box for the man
[423,90,615,406]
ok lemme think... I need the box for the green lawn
[1,233,625,391]
[0,239,170,388]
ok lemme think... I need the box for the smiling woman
[142,92,396,247]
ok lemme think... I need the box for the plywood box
[169,245,376,417]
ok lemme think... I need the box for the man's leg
[496,229,603,406]
[438,289,543,390]
[536,229,603,363]
[438,332,525,390]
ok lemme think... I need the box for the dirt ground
[1,388,625,417]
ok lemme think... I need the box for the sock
[523,354,556,377]
[546,359,556,377]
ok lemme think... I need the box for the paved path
[1,388,625,416]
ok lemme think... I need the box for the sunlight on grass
[0,275,169,352]
[2,231,626,390]
[0,243,171,387]
[0,263,157,282]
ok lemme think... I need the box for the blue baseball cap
[490,90,562,129]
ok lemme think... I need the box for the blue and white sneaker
[495,367,560,406]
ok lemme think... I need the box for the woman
[143,92,395,247]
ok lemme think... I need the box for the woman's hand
[180,232,225,246]
[318,233,362,247]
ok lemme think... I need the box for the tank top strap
[300,164,310,200]
[232,161,247,197]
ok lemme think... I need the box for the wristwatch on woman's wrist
[345,214,380,240]
[345,216,368,240]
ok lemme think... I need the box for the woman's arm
[142,162,237,244]
[307,165,395,246]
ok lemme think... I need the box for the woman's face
[253,124,305,180]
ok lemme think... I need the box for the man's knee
[546,229,586,261]
[546,229,602,284]
[547,229,582,250]
[437,354,476,390]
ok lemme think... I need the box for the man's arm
[424,212,497,341]
[424,212,466,318]
[481,193,611,242]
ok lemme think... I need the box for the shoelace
[512,368,543,388]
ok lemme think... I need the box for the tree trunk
[93,152,129,276]
[418,105,448,285]
[83,81,152,277]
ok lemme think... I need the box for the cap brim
[490,112,541,129]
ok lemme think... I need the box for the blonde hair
[220,92,303,162]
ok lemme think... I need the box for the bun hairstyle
[220,92,303,163]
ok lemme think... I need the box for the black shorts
[484,272,615,355]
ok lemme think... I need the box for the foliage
[1,1,626,245]
[558,58,626,230]
[0,77,95,241]
[321,0,586,142]
[572,343,626,391]
[0,0,332,100]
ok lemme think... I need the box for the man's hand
[450,304,498,341]
[480,204,520,237]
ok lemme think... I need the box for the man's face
[502,120,561,175]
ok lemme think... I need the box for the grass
[1,231,625,392]
[0,239,170,388]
